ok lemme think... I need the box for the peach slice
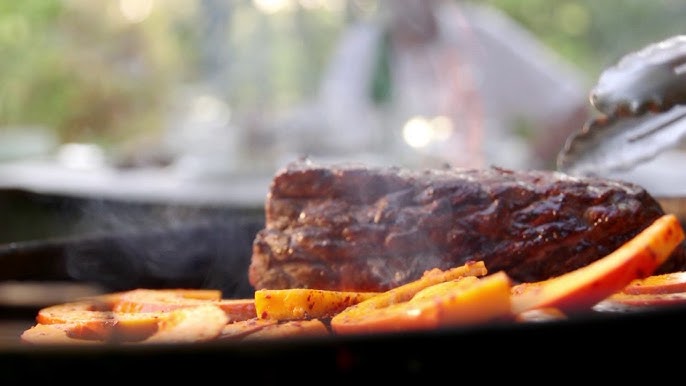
[510,214,685,315]
[254,288,380,321]
[241,319,331,341]
[217,318,279,341]
[330,271,512,335]
[140,304,228,344]
[514,307,567,323]
[595,292,686,310]
[20,323,104,345]
[621,271,686,295]
[113,289,256,322]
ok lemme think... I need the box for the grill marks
[249,161,686,292]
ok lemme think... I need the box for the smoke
[63,198,264,298]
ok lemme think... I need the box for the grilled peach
[511,214,685,314]
[621,271,686,295]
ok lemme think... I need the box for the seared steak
[249,160,686,292]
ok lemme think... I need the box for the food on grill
[514,307,567,323]
[255,261,485,325]
[331,269,511,335]
[249,160,686,292]
[622,271,686,295]
[254,288,380,321]
[20,288,335,345]
[24,289,259,344]
[509,213,684,314]
[594,269,686,311]
[20,214,686,344]
[326,261,487,334]
[331,214,683,334]
[21,324,104,345]
[140,304,228,344]
[239,319,330,340]
[598,291,686,310]
[217,318,278,340]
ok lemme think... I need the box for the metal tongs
[557,35,686,176]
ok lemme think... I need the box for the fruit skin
[595,270,686,310]
[254,288,380,321]
[330,270,511,335]
[511,214,685,315]
[621,271,686,295]
[596,292,686,311]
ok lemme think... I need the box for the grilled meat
[248,160,686,292]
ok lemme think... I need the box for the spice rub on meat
[248,160,686,292]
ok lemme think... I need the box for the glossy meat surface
[249,161,686,292]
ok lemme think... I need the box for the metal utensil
[557,35,686,176]
[557,105,686,176]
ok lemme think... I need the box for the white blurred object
[605,148,686,197]
[315,0,590,170]
[56,143,107,171]
[165,88,244,179]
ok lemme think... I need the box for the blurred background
[1,0,686,206]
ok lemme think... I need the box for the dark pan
[0,188,264,297]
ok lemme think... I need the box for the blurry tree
[476,0,686,77]
[0,1,64,130]
[0,0,194,151]
[2,0,686,164]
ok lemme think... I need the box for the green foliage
[0,0,188,148]
[0,0,64,124]
[473,0,686,76]
[3,0,686,154]
[369,29,392,106]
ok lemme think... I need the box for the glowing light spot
[403,115,454,149]
[190,95,231,126]
[403,116,433,148]
[56,143,106,171]
[119,0,154,23]
[253,0,294,14]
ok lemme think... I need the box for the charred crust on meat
[249,161,686,292]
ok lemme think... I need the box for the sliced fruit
[217,318,279,341]
[214,299,257,321]
[141,304,228,344]
[254,288,379,321]
[330,271,512,335]
[241,319,331,340]
[37,299,113,325]
[20,323,104,345]
[621,271,686,295]
[510,214,685,315]
[113,289,256,322]
[596,291,686,310]
[514,307,567,323]
[409,276,480,302]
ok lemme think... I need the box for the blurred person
[315,0,591,170]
